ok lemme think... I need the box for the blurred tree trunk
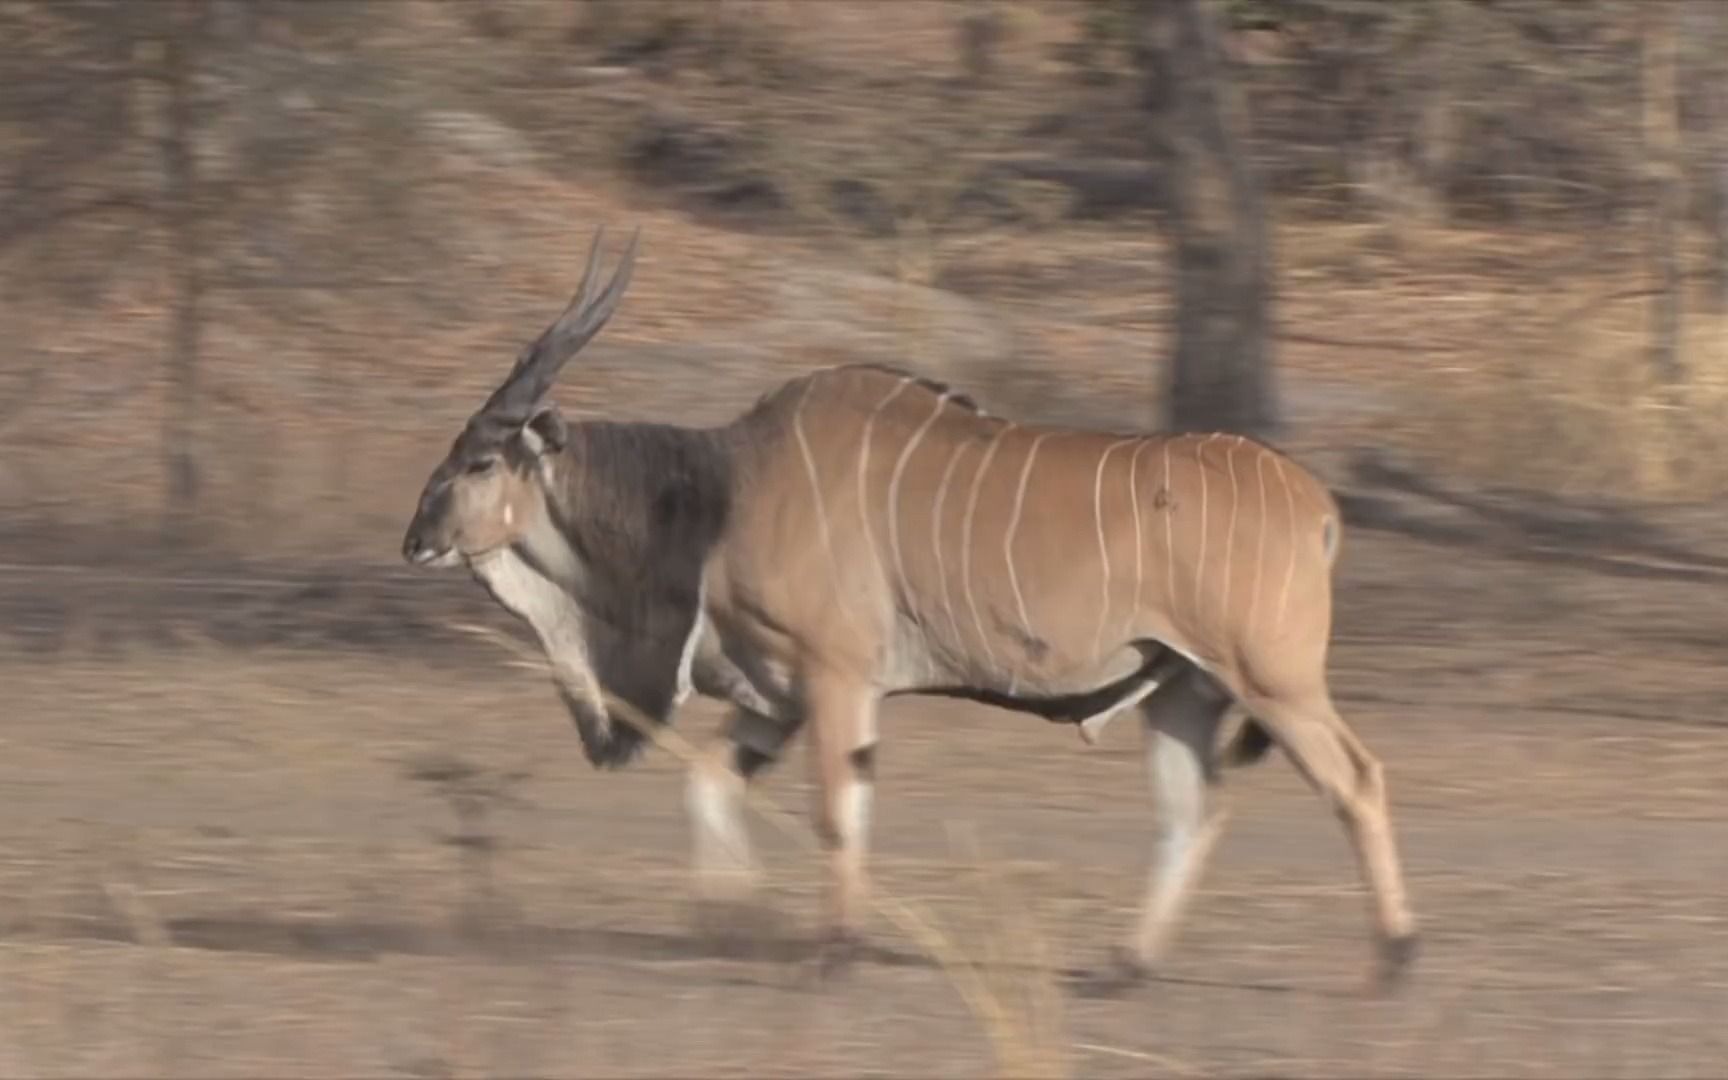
[1640,1,1683,382]
[1135,0,1278,436]
[1409,1,1459,228]
[159,0,209,541]
[1703,0,1728,314]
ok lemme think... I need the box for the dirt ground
[2,488,1727,1080]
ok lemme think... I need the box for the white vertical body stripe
[887,391,950,617]
[1126,440,1149,639]
[961,424,1013,674]
[1273,454,1298,633]
[1162,441,1177,622]
[1220,438,1242,624]
[855,378,914,612]
[792,377,865,632]
[930,436,975,654]
[1092,437,1140,659]
[1247,449,1268,638]
[1193,436,1212,615]
[1004,432,1054,645]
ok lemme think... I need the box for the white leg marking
[1272,454,1298,633]
[1004,431,1054,646]
[1220,438,1241,625]
[1247,449,1269,639]
[793,378,866,631]
[840,778,873,853]
[856,377,914,606]
[1125,440,1149,639]
[1092,437,1140,659]
[962,424,1013,674]
[1162,440,1177,621]
[835,702,878,904]
[887,391,950,617]
[687,755,756,883]
[930,436,976,654]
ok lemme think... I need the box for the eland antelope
[401,226,1419,990]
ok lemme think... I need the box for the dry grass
[12,0,1728,570]
[452,621,1076,1079]
[11,0,1728,565]
[2,633,1725,1078]
[1395,286,1728,501]
[3,528,1728,1079]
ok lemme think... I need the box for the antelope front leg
[802,672,879,972]
[686,706,800,941]
[1121,669,1234,978]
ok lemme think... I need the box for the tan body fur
[713,365,1337,699]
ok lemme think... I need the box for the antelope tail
[1321,512,1341,569]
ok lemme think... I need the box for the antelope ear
[519,405,568,456]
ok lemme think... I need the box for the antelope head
[402,226,640,570]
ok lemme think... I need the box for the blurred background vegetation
[4,0,1727,565]
[7,8,1728,1077]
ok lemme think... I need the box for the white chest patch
[515,508,585,590]
[672,578,708,709]
[471,548,603,713]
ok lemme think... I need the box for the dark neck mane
[842,361,983,414]
[531,419,733,768]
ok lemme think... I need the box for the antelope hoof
[1109,944,1156,983]
[811,928,863,982]
[1065,944,1156,997]
[1371,932,1420,996]
[692,896,777,958]
[693,860,762,907]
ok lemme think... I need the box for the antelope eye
[465,457,497,475]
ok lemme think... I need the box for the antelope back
[715,363,1341,698]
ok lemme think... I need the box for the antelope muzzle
[402,481,459,569]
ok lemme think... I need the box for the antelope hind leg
[1246,691,1420,994]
